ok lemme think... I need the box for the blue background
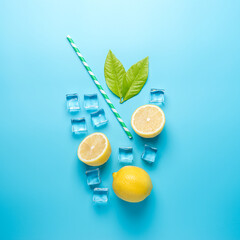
[1,0,240,239]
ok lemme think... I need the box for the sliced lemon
[77,133,111,166]
[131,104,165,138]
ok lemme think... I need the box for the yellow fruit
[131,104,165,138]
[77,133,111,166]
[112,166,153,203]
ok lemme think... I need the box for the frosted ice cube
[93,188,108,203]
[71,118,87,134]
[85,168,101,186]
[66,93,80,112]
[90,109,108,127]
[141,144,157,163]
[118,147,133,164]
[84,94,99,111]
[150,89,165,104]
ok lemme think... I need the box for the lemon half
[77,132,111,166]
[112,166,153,203]
[131,104,165,138]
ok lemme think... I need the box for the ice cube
[93,188,108,203]
[150,89,165,104]
[84,94,99,111]
[141,144,157,163]
[66,93,80,112]
[118,147,133,164]
[71,118,87,134]
[85,168,101,186]
[90,109,108,127]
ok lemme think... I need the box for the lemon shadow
[113,190,158,236]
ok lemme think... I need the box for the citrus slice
[77,133,111,166]
[131,104,165,138]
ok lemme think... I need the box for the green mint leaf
[120,74,128,103]
[122,56,149,103]
[104,50,126,100]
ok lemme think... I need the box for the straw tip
[66,35,71,39]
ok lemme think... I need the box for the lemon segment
[112,166,153,203]
[131,104,165,138]
[77,133,111,166]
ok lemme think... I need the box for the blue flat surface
[1,0,240,239]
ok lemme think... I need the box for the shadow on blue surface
[71,132,88,140]
[113,191,157,235]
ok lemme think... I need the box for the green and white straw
[66,35,133,139]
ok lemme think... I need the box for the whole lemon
[112,166,153,203]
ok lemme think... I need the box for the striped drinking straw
[66,35,133,139]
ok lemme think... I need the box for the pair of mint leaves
[104,50,149,103]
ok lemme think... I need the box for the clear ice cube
[93,188,108,203]
[90,109,108,127]
[118,147,133,164]
[85,168,101,186]
[150,89,165,104]
[66,93,80,112]
[71,118,87,134]
[141,144,157,163]
[84,94,99,111]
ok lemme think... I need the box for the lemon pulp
[77,133,111,166]
[131,104,165,138]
